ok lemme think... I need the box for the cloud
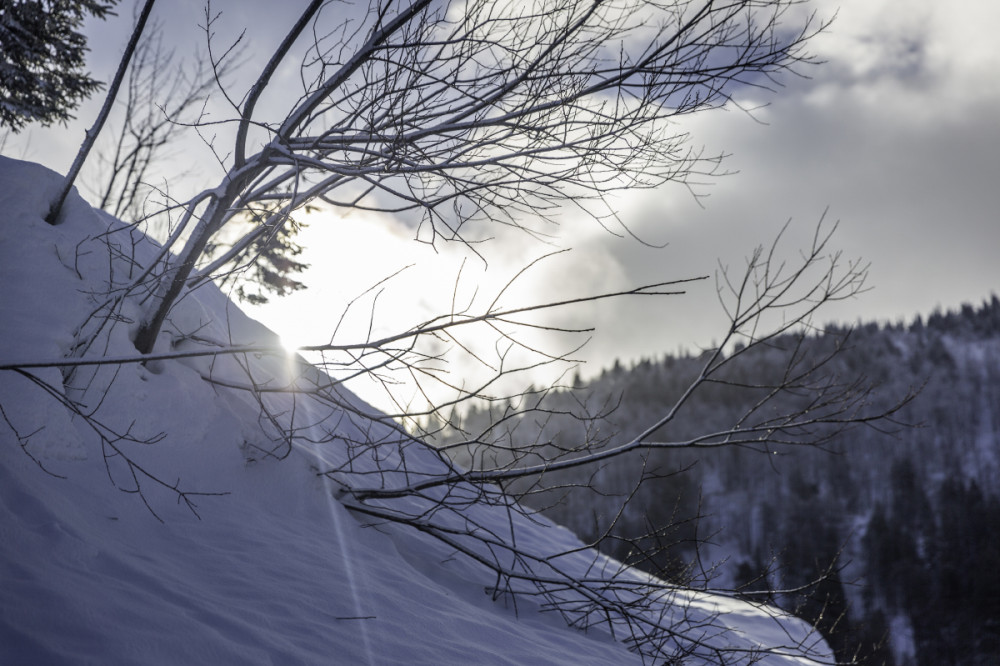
[506,0,1000,374]
[12,0,999,393]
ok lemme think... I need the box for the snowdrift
[0,156,831,664]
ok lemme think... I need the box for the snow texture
[0,156,832,665]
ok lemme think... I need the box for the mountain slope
[477,300,1000,664]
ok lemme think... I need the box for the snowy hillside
[0,156,831,665]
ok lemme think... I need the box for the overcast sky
[7,0,1000,397]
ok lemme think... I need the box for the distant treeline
[449,295,1000,665]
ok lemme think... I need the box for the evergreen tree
[458,298,1000,665]
[212,209,309,305]
[0,0,117,132]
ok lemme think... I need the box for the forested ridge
[450,296,1000,665]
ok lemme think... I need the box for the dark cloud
[533,11,1000,371]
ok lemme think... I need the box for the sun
[278,333,307,355]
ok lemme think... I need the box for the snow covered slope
[0,157,831,664]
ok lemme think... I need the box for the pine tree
[211,208,309,306]
[0,0,117,132]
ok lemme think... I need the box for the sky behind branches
[7,0,999,400]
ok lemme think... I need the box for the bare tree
[85,16,238,226]
[2,210,912,663]
[315,222,912,665]
[113,0,827,355]
[1,2,919,663]
[47,0,157,224]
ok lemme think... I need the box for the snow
[0,156,833,664]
